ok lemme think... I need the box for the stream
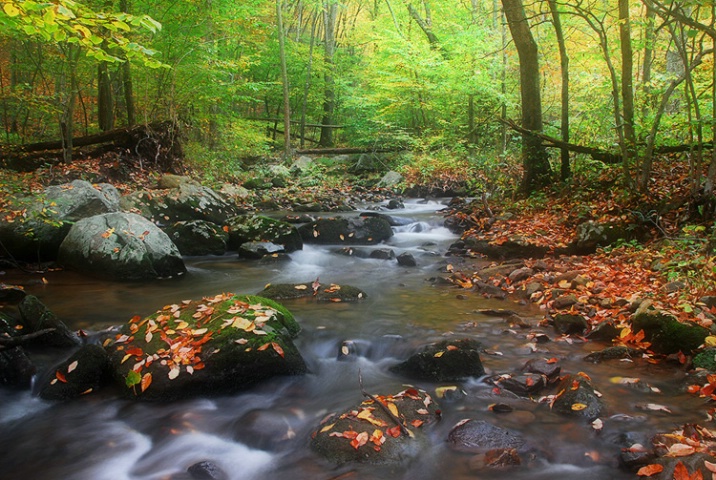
[0,199,707,480]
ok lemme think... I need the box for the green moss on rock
[632,311,708,354]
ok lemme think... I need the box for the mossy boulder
[693,348,716,371]
[298,216,393,245]
[105,293,305,400]
[164,220,228,256]
[225,215,303,253]
[310,387,439,464]
[632,311,709,354]
[17,295,81,348]
[259,282,366,302]
[390,338,485,381]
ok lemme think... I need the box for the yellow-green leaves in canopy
[0,0,164,67]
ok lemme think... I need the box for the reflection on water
[0,199,702,479]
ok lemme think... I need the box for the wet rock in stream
[259,282,366,302]
[38,344,111,400]
[310,387,439,465]
[389,338,485,382]
[550,373,605,420]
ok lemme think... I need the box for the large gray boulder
[298,216,393,245]
[0,180,120,260]
[164,220,228,256]
[120,183,239,226]
[58,212,186,280]
[105,294,306,400]
[225,215,303,252]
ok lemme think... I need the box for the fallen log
[1,121,183,172]
[500,117,715,164]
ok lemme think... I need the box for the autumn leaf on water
[140,372,152,392]
[636,464,664,476]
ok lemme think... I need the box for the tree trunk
[277,0,292,157]
[319,1,337,147]
[120,0,135,126]
[619,0,637,188]
[97,61,114,131]
[641,0,656,115]
[300,10,319,149]
[501,0,552,194]
[548,0,570,180]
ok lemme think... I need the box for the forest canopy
[1,0,716,194]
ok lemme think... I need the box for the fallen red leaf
[636,464,664,476]
[55,370,67,383]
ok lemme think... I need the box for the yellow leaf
[571,403,587,411]
[705,336,716,347]
[294,285,308,290]
[320,422,336,433]
[192,328,208,335]
[433,351,444,358]
[388,403,399,417]
[435,386,458,398]
[3,4,20,17]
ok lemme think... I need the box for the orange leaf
[257,343,270,351]
[410,419,424,428]
[386,425,402,438]
[140,372,152,392]
[271,342,285,358]
[636,464,664,476]
[350,431,369,450]
[55,370,67,383]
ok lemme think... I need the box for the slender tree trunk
[619,0,637,189]
[58,46,80,164]
[300,10,319,148]
[319,1,337,147]
[501,0,552,194]
[277,0,292,156]
[548,0,570,180]
[120,0,135,126]
[641,0,656,115]
[97,61,114,131]
[709,6,716,195]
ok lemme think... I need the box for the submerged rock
[390,338,485,381]
[447,419,526,453]
[0,314,35,388]
[58,212,186,281]
[105,293,306,400]
[310,386,439,464]
[550,373,604,420]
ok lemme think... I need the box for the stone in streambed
[310,386,439,464]
[106,294,305,401]
[631,310,708,355]
[390,338,485,382]
[225,215,303,253]
[18,295,81,348]
[298,216,393,245]
[259,282,366,303]
[550,373,604,420]
[38,344,111,400]
[164,220,228,256]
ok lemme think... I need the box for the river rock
[396,252,417,267]
[238,241,285,259]
[463,238,549,260]
[376,171,403,188]
[522,357,561,381]
[553,313,588,335]
[584,345,641,363]
[369,248,395,260]
[0,180,120,261]
[259,282,366,303]
[187,460,228,480]
[488,373,548,397]
[0,314,35,388]
[38,344,110,400]
[18,295,81,348]
[310,386,439,464]
[631,310,708,354]
[298,216,393,245]
[0,285,27,303]
[225,215,303,253]
[157,174,199,189]
[164,220,228,256]
[550,373,604,420]
[447,419,526,454]
[105,294,305,400]
[58,212,186,280]
[572,220,629,254]
[390,338,485,381]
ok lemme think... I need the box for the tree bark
[276,0,292,157]
[619,0,637,188]
[97,61,114,131]
[319,1,337,147]
[120,0,135,126]
[548,0,570,180]
[501,0,552,194]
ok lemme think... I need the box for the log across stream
[0,199,705,480]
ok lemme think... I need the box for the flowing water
[0,200,707,480]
